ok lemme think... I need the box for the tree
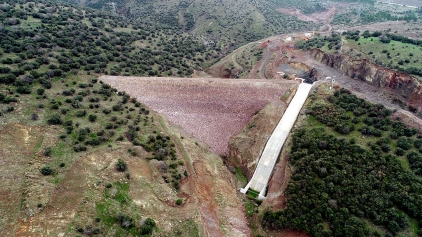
[47,114,63,125]
[362,30,371,38]
[379,35,391,44]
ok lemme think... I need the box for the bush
[16,85,31,94]
[40,166,53,175]
[88,114,97,122]
[36,88,45,95]
[176,199,183,205]
[76,110,87,117]
[397,137,413,150]
[396,148,405,156]
[73,145,87,152]
[0,74,16,84]
[116,214,133,228]
[47,114,62,125]
[116,159,127,172]
[43,147,52,156]
[140,218,156,235]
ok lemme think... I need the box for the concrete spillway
[240,81,314,200]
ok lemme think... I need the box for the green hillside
[263,86,422,237]
[0,1,203,235]
[64,0,313,51]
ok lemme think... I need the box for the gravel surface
[101,76,297,155]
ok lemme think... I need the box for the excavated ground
[100,76,298,156]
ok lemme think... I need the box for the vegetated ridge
[0,0,251,236]
[263,87,422,237]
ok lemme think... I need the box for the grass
[234,167,248,188]
[247,189,259,199]
[172,219,200,237]
[347,37,422,78]
[244,200,255,217]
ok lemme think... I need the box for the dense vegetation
[0,1,195,235]
[263,88,422,237]
[295,32,342,50]
[332,2,418,26]
[64,0,312,51]
[0,0,217,79]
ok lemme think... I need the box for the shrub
[36,88,45,95]
[73,145,87,152]
[116,213,133,228]
[397,137,413,150]
[88,114,97,122]
[40,166,53,175]
[31,113,38,120]
[16,85,31,94]
[116,159,127,172]
[47,114,62,125]
[43,147,52,156]
[396,148,405,156]
[140,218,156,235]
[76,110,86,117]
[176,199,183,205]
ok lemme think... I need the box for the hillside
[2,0,422,236]
[263,86,422,237]
[65,0,315,51]
[0,0,220,78]
[0,1,250,236]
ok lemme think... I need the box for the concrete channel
[240,81,314,200]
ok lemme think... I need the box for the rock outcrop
[308,48,422,111]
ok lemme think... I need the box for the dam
[240,81,314,200]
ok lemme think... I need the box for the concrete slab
[241,82,313,198]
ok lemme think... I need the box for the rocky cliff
[308,49,422,112]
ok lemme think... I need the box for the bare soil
[100,76,297,156]
[379,0,422,7]
[163,118,252,237]
[0,123,43,236]
[347,20,422,40]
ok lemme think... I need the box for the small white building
[285,37,292,42]
[304,33,312,38]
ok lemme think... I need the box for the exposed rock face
[308,48,422,111]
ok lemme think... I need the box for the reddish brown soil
[193,161,224,237]
[262,151,290,211]
[100,76,297,155]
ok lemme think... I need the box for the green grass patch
[247,189,259,199]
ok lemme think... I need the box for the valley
[1,0,422,236]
